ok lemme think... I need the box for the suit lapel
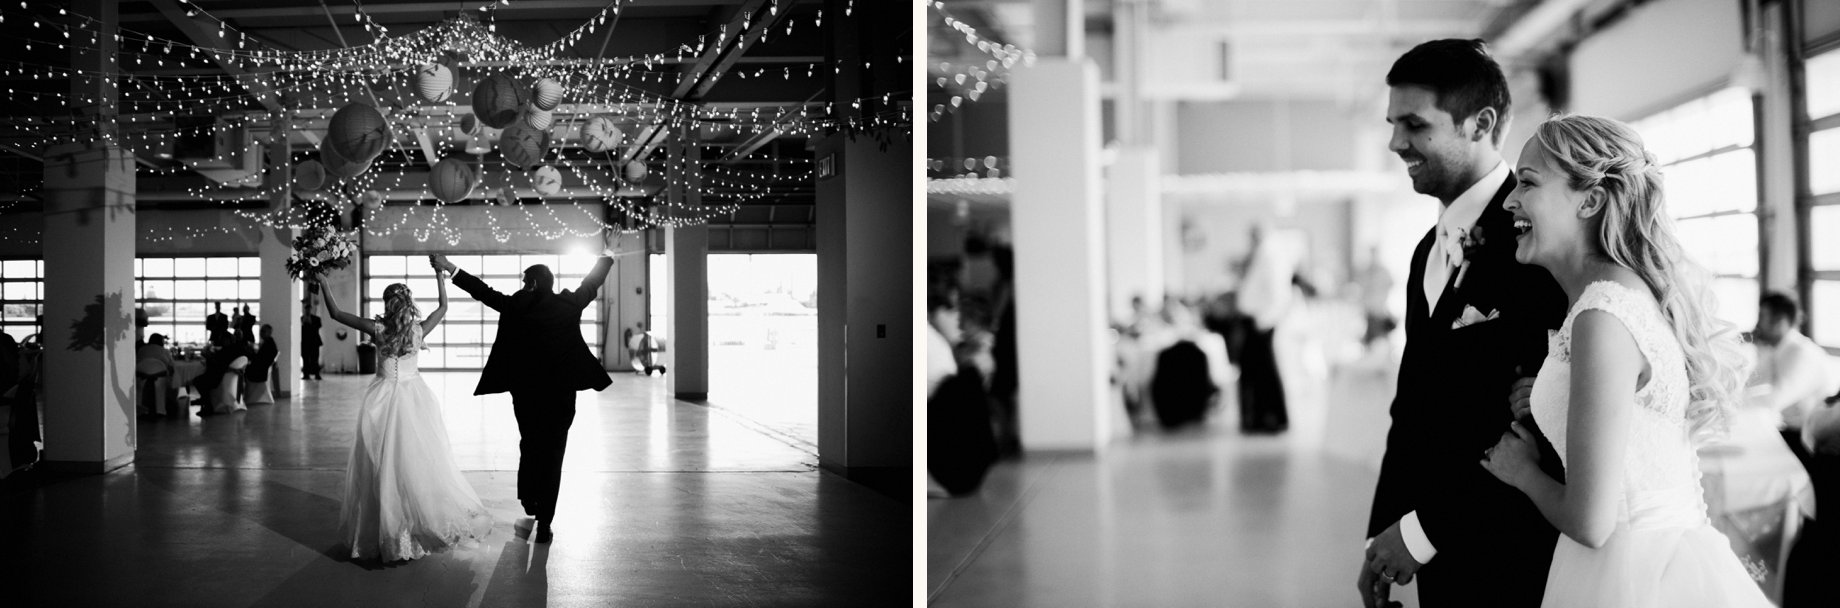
[1427,176,1518,331]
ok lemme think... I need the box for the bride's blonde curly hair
[375,283,422,358]
[1532,114,1751,446]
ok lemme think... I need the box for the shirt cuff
[1400,511,1438,563]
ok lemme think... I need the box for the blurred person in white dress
[1480,114,1771,607]
[312,264,491,562]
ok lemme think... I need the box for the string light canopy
[0,0,911,241]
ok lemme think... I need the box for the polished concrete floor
[2,372,908,607]
[927,353,1421,608]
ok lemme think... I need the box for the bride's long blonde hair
[375,283,422,358]
[1532,114,1751,446]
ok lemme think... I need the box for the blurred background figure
[1748,292,1840,444]
[1357,245,1399,358]
[927,271,998,498]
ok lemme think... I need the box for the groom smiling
[1357,39,1569,608]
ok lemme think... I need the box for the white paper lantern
[523,104,553,131]
[358,190,386,211]
[414,63,454,103]
[623,160,647,182]
[530,165,563,196]
[531,77,563,110]
[581,116,623,153]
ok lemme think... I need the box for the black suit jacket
[454,257,614,396]
[1365,176,1569,606]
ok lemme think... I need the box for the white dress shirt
[1423,161,1509,313]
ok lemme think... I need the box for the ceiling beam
[147,0,285,115]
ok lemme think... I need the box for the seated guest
[1749,292,1837,450]
[135,333,177,417]
[192,335,250,416]
[244,324,279,405]
[927,283,998,498]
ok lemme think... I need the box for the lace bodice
[1529,281,1706,529]
[374,323,422,381]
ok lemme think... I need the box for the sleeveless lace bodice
[1529,281,1706,530]
[374,323,421,381]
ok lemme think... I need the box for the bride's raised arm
[313,280,378,339]
[420,270,448,336]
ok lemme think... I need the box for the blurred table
[1698,406,1815,604]
[171,361,205,388]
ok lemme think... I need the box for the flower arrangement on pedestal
[287,226,359,280]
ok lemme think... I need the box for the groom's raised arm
[564,255,614,309]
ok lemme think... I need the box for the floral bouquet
[287,225,359,280]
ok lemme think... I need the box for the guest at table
[192,334,250,416]
[136,333,177,417]
[244,324,278,405]
[927,281,998,498]
[1749,292,1836,454]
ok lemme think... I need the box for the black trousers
[512,387,578,522]
[1237,325,1288,432]
[301,345,321,377]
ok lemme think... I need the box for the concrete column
[1009,59,1111,452]
[260,121,301,395]
[1758,2,1798,294]
[815,0,912,482]
[41,0,134,474]
[1106,145,1163,320]
[666,130,708,401]
[604,231,648,371]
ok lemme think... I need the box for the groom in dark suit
[1358,39,1569,608]
[433,252,614,543]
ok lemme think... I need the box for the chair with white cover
[245,365,274,405]
[210,356,249,413]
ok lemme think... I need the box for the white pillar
[260,121,301,395]
[41,0,135,474]
[1106,145,1163,320]
[1009,59,1111,452]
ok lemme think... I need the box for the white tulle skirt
[337,370,492,561]
[1542,522,1774,608]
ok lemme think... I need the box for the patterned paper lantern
[430,157,475,204]
[414,63,454,103]
[293,160,326,192]
[623,159,647,182]
[327,102,391,163]
[531,77,563,110]
[459,113,479,136]
[530,165,563,196]
[581,116,623,153]
[499,123,548,170]
[494,187,516,207]
[523,104,553,130]
[471,73,523,129]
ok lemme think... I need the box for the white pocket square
[1451,305,1500,330]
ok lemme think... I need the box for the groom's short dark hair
[1387,39,1511,144]
[523,264,555,293]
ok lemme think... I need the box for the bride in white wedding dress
[1480,115,1771,607]
[314,268,491,562]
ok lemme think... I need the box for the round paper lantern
[581,116,623,153]
[430,157,475,204]
[293,160,326,192]
[494,187,516,207]
[523,104,553,130]
[498,123,548,170]
[471,73,523,129]
[530,165,563,196]
[623,159,648,182]
[414,63,454,103]
[358,190,386,211]
[327,102,391,163]
[459,113,479,136]
[320,138,372,179]
[531,77,563,110]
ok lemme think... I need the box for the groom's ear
[1470,107,1499,144]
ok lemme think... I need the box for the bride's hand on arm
[1481,421,1543,490]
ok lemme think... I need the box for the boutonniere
[1450,226,1486,291]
